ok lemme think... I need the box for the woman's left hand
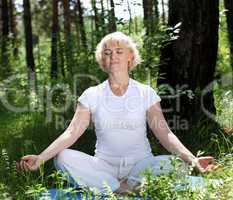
[193,156,215,173]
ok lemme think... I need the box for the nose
[110,51,118,60]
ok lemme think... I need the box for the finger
[23,161,30,171]
[19,160,25,171]
[21,155,32,162]
[199,156,214,161]
[16,162,21,171]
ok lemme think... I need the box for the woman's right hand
[17,155,44,171]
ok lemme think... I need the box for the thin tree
[1,0,10,72]
[108,0,116,32]
[63,0,73,75]
[224,0,233,75]
[76,0,87,49]
[143,0,153,36]
[161,0,166,24]
[100,0,106,37]
[73,3,81,50]
[23,0,35,72]
[51,0,59,79]
[1,0,9,40]
[9,0,18,56]
[23,0,36,96]
[126,0,132,34]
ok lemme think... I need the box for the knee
[54,149,71,169]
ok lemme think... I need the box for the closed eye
[103,49,112,56]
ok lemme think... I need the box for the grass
[0,3,233,199]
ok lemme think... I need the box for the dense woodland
[0,0,233,199]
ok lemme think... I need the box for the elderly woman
[19,32,213,193]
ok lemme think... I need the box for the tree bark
[161,0,166,24]
[100,0,106,37]
[9,0,18,56]
[143,0,154,36]
[63,0,73,75]
[224,0,233,73]
[51,0,59,79]
[126,0,132,34]
[91,0,101,43]
[1,0,10,70]
[1,0,9,37]
[76,0,87,49]
[158,0,219,124]
[23,0,35,73]
[23,0,36,96]
[108,0,116,32]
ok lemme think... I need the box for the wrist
[38,154,46,163]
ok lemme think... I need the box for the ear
[129,51,134,61]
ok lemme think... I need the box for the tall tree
[100,0,106,37]
[91,0,99,33]
[1,0,9,38]
[91,0,102,44]
[126,0,132,34]
[108,0,116,32]
[9,0,18,56]
[23,0,35,73]
[161,0,166,24]
[1,0,10,71]
[76,0,87,49]
[51,0,59,79]
[63,0,73,75]
[143,0,157,36]
[158,0,219,129]
[23,0,36,95]
[224,0,233,74]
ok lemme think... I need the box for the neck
[108,72,130,87]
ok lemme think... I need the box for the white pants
[53,149,178,192]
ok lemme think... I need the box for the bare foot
[115,180,131,195]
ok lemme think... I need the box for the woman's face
[102,41,133,73]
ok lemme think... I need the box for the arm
[39,103,91,162]
[146,102,213,172]
[19,103,91,171]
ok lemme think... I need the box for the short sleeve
[144,86,161,110]
[78,87,97,112]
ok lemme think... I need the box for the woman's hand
[193,156,215,173]
[17,155,44,171]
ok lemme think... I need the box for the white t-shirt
[78,78,161,158]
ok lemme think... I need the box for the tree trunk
[63,0,73,75]
[153,0,159,27]
[76,0,87,49]
[1,0,9,70]
[158,0,219,126]
[9,0,18,57]
[108,0,116,32]
[224,0,233,74]
[100,0,106,37]
[74,3,81,50]
[23,0,35,73]
[91,0,99,32]
[143,0,153,36]
[1,0,9,37]
[58,30,65,78]
[92,0,101,44]
[23,0,36,98]
[51,0,59,79]
[126,0,132,34]
[161,0,166,24]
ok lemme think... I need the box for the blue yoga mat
[38,176,222,200]
[39,189,93,200]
